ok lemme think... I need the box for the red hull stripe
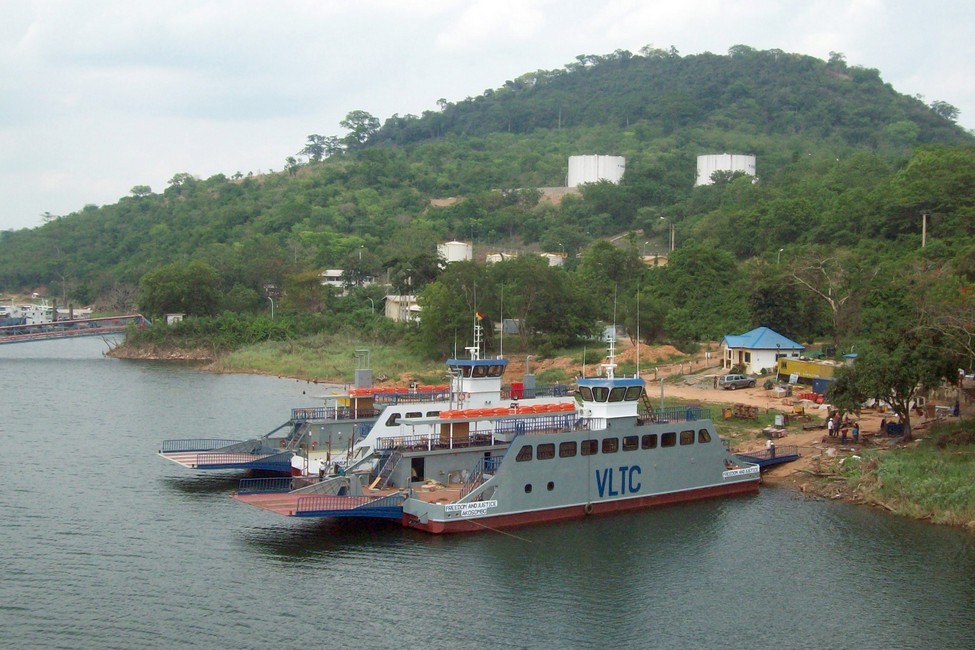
[403,480,760,534]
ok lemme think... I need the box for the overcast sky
[2,0,972,232]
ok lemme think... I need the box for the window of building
[642,434,658,449]
[744,352,751,363]
[537,443,555,460]
[622,436,638,451]
[602,438,619,454]
[698,429,712,443]
[661,432,676,447]
[581,439,598,456]
[559,441,577,458]
[680,430,695,445]
[516,445,533,462]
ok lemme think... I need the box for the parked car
[718,374,756,390]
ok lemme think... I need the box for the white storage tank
[437,241,472,263]
[567,155,626,187]
[695,154,756,186]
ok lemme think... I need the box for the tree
[299,134,327,162]
[829,334,956,440]
[130,185,152,198]
[929,100,960,123]
[340,110,380,148]
[138,260,221,317]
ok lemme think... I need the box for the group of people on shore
[826,411,859,444]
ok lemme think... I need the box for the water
[2,338,975,649]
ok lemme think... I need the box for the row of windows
[579,385,644,403]
[515,429,712,462]
[447,363,506,378]
[385,410,440,426]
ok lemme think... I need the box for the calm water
[2,338,975,649]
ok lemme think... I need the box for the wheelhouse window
[642,434,658,449]
[579,386,593,401]
[559,441,577,458]
[698,429,712,443]
[592,387,609,402]
[608,387,627,402]
[580,439,598,456]
[661,432,676,447]
[488,364,505,377]
[516,446,533,462]
[622,435,638,451]
[537,443,555,460]
[624,386,644,401]
[601,438,619,454]
[680,430,695,445]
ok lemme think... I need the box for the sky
[1,0,973,232]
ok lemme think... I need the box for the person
[713,376,718,389]
[879,417,887,436]
[766,438,776,458]
[827,416,835,438]
[840,423,848,444]
[852,422,860,443]
[318,463,326,479]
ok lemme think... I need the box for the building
[437,241,472,264]
[319,269,345,288]
[385,294,419,323]
[695,154,757,186]
[721,327,803,374]
[567,155,625,187]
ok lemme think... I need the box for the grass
[215,333,442,383]
[832,418,975,528]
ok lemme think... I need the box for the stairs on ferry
[371,450,402,490]
[640,390,657,422]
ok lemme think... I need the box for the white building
[567,155,626,187]
[695,154,757,186]
[385,295,419,323]
[721,327,803,375]
[437,241,472,264]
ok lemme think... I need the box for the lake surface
[2,337,975,649]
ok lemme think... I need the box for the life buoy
[584,503,593,515]
[458,392,469,402]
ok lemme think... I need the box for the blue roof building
[721,327,804,375]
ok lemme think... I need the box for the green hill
[0,46,970,313]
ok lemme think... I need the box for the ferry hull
[404,479,760,534]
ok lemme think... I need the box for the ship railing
[295,493,403,514]
[160,438,241,453]
[291,406,381,422]
[644,406,713,424]
[376,432,497,452]
[501,383,571,399]
[460,455,502,499]
[237,477,295,495]
[496,413,577,436]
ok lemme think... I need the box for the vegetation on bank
[819,419,975,529]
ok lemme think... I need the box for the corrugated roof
[722,327,804,351]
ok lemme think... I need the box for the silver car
[718,374,756,390]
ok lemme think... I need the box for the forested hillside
[0,46,972,374]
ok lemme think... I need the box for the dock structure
[735,445,800,469]
[0,314,149,345]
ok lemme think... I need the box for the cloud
[435,0,545,51]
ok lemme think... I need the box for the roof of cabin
[722,327,804,351]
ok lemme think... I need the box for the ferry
[232,319,761,533]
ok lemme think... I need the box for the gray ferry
[232,322,761,533]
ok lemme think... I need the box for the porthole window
[524,484,533,493]
[547,481,554,491]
